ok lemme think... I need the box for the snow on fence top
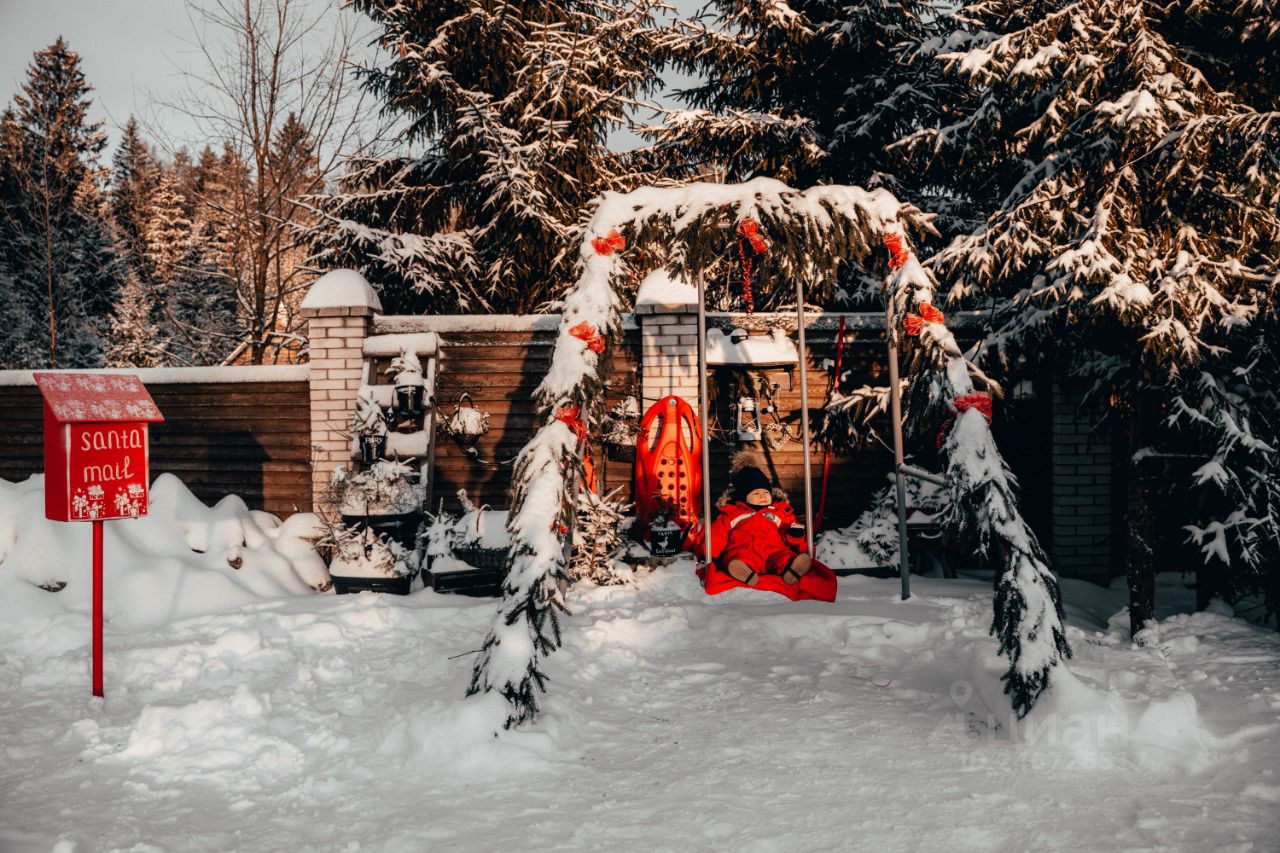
[372,314,639,334]
[0,365,309,387]
[300,268,383,311]
[362,333,440,358]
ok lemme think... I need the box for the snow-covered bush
[327,524,411,579]
[332,461,421,517]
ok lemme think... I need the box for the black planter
[395,384,425,421]
[341,511,421,552]
[359,433,387,465]
[331,573,414,595]
[649,522,682,557]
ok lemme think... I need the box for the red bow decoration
[736,218,769,255]
[591,230,626,256]
[904,303,946,337]
[568,321,606,354]
[555,404,598,492]
[883,233,910,269]
[936,392,994,449]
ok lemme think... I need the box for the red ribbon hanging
[568,321,606,354]
[555,404,598,493]
[591,230,626,256]
[936,392,994,449]
[737,218,769,254]
[735,218,768,315]
[883,233,910,269]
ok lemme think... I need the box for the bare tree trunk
[41,182,58,368]
[1126,403,1155,639]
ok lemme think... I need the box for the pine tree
[308,0,672,315]
[653,1,949,305]
[899,0,1279,634]
[110,116,159,274]
[656,0,941,190]
[144,168,193,285]
[106,272,161,367]
[0,39,120,368]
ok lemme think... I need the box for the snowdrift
[0,473,330,630]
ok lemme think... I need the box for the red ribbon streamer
[591,230,626,256]
[568,321,606,354]
[904,303,945,337]
[936,393,994,449]
[883,233,910,269]
[737,218,769,254]
[555,405,598,493]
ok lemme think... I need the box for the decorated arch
[467,178,1072,728]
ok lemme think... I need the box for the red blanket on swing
[696,560,838,602]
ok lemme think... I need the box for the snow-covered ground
[3,521,1278,852]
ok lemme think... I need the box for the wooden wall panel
[0,380,311,518]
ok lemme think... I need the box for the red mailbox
[35,373,164,520]
[34,372,164,698]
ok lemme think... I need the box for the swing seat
[696,559,838,602]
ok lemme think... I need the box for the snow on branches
[890,238,1073,718]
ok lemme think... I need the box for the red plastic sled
[697,560,838,602]
[635,396,703,529]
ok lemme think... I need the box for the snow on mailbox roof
[300,269,383,311]
[34,373,164,423]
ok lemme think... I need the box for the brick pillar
[637,303,700,409]
[1050,383,1113,580]
[299,270,382,515]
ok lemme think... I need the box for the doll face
[745,487,772,507]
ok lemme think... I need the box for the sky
[0,0,701,157]
[0,0,211,151]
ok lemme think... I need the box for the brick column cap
[299,269,382,318]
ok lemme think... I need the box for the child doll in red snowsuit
[708,467,812,587]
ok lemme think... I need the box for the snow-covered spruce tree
[655,0,942,189]
[106,273,162,368]
[652,0,952,308]
[1155,112,1280,624]
[109,116,159,276]
[308,0,672,315]
[0,39,122,368]
[469,179,1065,725]
[143,169,193,286]
[897,0,1272,636]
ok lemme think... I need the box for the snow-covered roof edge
[0,365,310,387]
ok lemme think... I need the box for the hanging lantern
[734,397,763,442]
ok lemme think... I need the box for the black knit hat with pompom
[731,466,771,502]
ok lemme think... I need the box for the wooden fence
[0,316,1055,543]
[0,367,311,518]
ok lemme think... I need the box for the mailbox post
[34,373,164,697]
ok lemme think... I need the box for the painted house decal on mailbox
[34,373,164,522]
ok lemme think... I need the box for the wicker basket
[453,546,509,570]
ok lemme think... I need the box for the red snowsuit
[689,500,838,602]
[709,500,806,577]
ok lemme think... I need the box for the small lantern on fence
[388,349,426,423]
[442,393,490,449]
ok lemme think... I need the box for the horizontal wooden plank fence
[0,367,311,518]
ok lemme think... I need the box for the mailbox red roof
[33,373,164,423]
